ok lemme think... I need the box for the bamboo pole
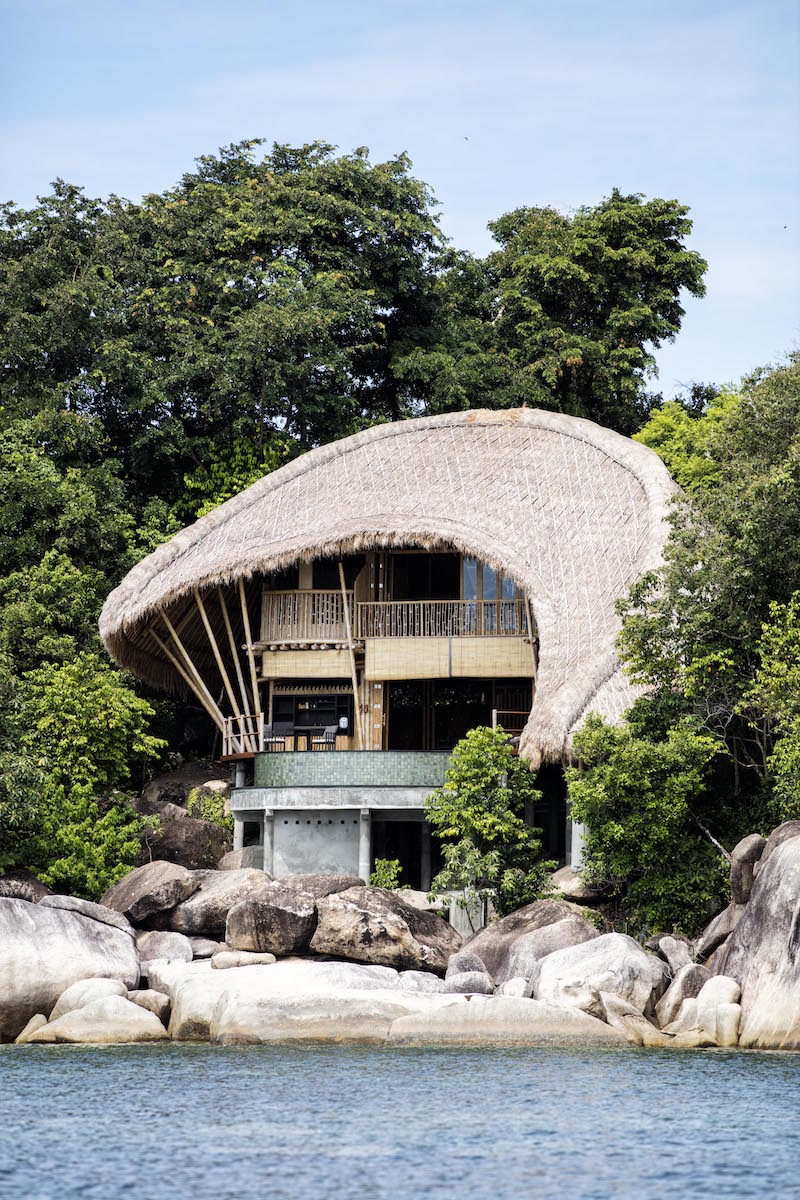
[194,588,252,752]
[218,587,253,721]
[238,579,262,716]
[525,592,539,686]
[339,561,363,750]
[159,608,226,731]
[147,625,225,733]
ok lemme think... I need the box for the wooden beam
[194,588,253,752]
[159,607,226,731]
[146,625,225,733]
[339,561,364,750]
[238,579,262,716]
[218,587,253,721]
[525,592,539,686]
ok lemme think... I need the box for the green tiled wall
[254,750,450,788]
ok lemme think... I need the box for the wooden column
[339,561,363,750]
[238,579,262,716]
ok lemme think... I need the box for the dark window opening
[243,821,261,847]
[272,691,354,733]
[390,553,461,601]
[312,554,363,590]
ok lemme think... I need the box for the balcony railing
[356,599,529,639]
[222,713,265,758]
[260,589,354,645]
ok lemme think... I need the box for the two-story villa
[100,408,675,887]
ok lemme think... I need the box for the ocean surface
[1,1043,799,1200]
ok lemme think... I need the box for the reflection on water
[1,1043,799,1200]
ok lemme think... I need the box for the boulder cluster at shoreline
[3,820,800,1050]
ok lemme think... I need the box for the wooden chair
[310,725,338,751]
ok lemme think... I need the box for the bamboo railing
[357,599,529,639]
[222,712,265,758]
[260,589,354,645]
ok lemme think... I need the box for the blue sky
[1,0,798,396]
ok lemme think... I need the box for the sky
[1,0,798,396]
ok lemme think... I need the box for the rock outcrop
[532,932,667,1018]
[716,835,800,1049]
[28,995,169,1043]
[386,995,627,1046]
[460,899,590,981]
[0,869,52,903]
[226,889,317,955]
[140,815,229,871]
[163,869,275,939]
[310,886,462,973]
[101,861,200,923]
[730,833,766,905]
[0,898,139,1041]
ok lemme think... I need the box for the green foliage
[568,715,727,935]
[747,594,800,820]
[6,654,166,898]
[425,726,555,917]
[181,435,294,519]
[632,388,737,493]
[370,858,403,889]
[400,190,707,434]
[187,786,234,836]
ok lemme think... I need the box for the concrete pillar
[234,762,246,788]
[358,808,372,883]
[420,822,432,892]
[570,820,588,870]
[262,809,274,875]
[233,815,244,852]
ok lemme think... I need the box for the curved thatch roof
[100,408,677,764]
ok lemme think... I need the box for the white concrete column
[420,822,432,892]
[262,809,274,875]
[233,815,244,851]
[358,808,372,883]
[570,820,588,870]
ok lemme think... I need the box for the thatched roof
[100,408,677,763]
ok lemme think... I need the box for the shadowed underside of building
[100,408,676,883]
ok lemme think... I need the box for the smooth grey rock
[14,1014,48,1044]
[445,948,491,979]
[703,1002,742,1047]
[653,935,693,974]
[443,971,494,995]
[662,998,699,1035]
[50,977,128,1021]
[165,870,275,939]
[29,995,169,1043]
[386,995,628,1046]
[101,861,200,923]
[393,889,445,913]
[37,894,135,937]
[189,937,227,959]
[127,989,171,1023]
[601,992,672,1047]
[0,869,52,903]
[211,951,277,969]
[696,974,741,1029]
[655,963,711,1028]
[533,933,667,1017]
[310,886,462,973]
[550,865,606,903]
[218,847,263,871]
[129,793,187,823]
[756,820,800,874]
[398,971,447,994]
[496,977,533,999]
[153,958,407,1040]
[225,888,317,955]
[694,903,746,961]
[730,833,767,904]
[504,914,600,985]
[717,836,800,1048]
[0,898,139,1041]
[461,899,587,981]
[210,988,458,1045]
[135,930,193,964]
[277,874,363,899]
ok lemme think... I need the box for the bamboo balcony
[258,589,356,648]
[357,599,529,639]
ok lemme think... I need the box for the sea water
[1,1043,799,1199]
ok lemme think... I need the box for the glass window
[462,556,478,600]
[501,574,516,600]
[482,564,497,600]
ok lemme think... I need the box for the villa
[100,408,675,888]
